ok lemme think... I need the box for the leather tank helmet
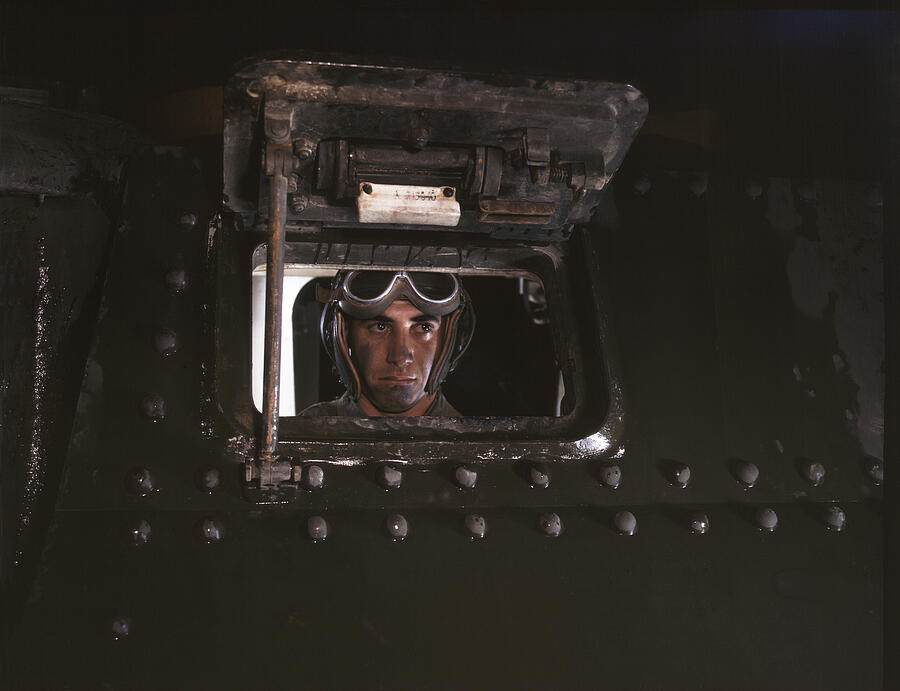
[318,270,476,400]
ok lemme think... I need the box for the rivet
[362,183,373,195]
[131,519,152,546]
[386,514,409,541]
[442,187,454,198]
[200,517,225,543]
[153,328,178,356]
[755,507,778,532]
[528,462,551,489]
[538,512,563,537]
[633,175,651,196]
[745,180,763,199]
[614,510,637,536]
[666,461,691,488]
[125,467,156,496]
[825,505,846,532]
[864,457,883,485]
[599,464,621,489]
[689,512,710,534]
[179,212,198,230]
[688,175,708,197]
[111,617,131,640]
[732,460,759,488]
[307,515,328,541]
[796,181,818,203]
[140,394,166,422]
[303,464,324,490]
[195,466,221,492]
[454,465,477,489]
[376,464,403,490]
[799,459,826,487]
[165,268,187,293]
[464,513,487,539]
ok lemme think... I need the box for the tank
[0,20,888,690]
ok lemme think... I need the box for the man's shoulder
[299,391,461,417]
[426,392,461,417]
[298,393,361,417]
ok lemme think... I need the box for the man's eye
[369,322,389,332]
[417,323,434,333]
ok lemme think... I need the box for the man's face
[347,300,442,415]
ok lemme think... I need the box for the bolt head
[745,180,763,199]
[732,460,759,488]
[864,457,883,485]
[266,120,290,140]
[199,518,225,543]
[289,194,308,213]
[454,465,477,489]
[153,328,178,356]
[528,462,551,489]
[178,212,198,230]
[689,512,710,535]
[165,269,187,293]
[303,464,325,490]
[825,505,846,532]
[131,519,152,546]
[800,459,826,487]
[408,125,430,150]
[377,464,403,490]
[599,464,621,489]
[292,138,315,160]
[196,466,221,492]
[633,175,651,196]
[307,515,328,541]
[465,513,487,539]
[539,512,563,537]
[140,394,166,422]
[667,462,691,488]
[386,514,409,541]
[111,617,131,640]
[125,467,156,496]
[361,183,373,195]
[614,510,637,536]
[756,507,778,532]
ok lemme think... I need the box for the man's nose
[386,331,414,366]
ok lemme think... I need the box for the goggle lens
[345,271,397,300]
[405,272,456,301]
[345,271,457,302]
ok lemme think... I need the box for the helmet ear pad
[426,290,475,394]
[320,303,363,400]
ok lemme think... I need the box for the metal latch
[476,199,556,224]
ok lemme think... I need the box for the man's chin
[364,387,427,414]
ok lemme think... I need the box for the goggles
[331,270,462,319]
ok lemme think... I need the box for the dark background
[0,3,895,179]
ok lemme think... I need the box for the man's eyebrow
[411,314,439,323]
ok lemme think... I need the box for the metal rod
[260,170,288,460]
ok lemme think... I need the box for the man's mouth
[380,376,415,383]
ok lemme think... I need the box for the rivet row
[127,504,852,551]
